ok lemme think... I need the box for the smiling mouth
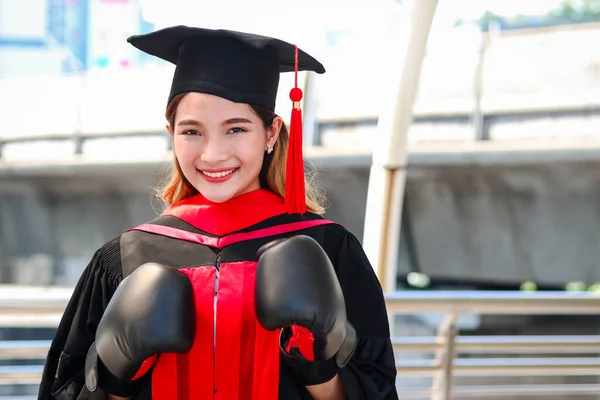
[200,168,238,178]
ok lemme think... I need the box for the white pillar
[362,0,439,293]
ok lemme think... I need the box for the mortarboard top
[127,25,325,111]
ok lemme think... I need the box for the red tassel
[285,46,307,215]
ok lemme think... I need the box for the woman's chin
[199,188,237,204]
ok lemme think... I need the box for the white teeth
[202,168,236,178]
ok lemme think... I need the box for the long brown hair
[157,93,325,214]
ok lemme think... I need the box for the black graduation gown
[38,190,398,400]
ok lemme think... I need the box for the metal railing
[387,291,600,399]
[1,286,600,399]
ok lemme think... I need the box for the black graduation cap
[127,25,326,111]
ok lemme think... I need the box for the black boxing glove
[255,235,356,385]
[84,262,196,397]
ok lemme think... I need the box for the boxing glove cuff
[281,345,339,386]
[84,342,148,397]
[335,322,357,368]
[279,323,358,386]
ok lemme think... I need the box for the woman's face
[169,93,280,203]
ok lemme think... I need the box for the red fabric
[131,355,157,380]
[216,261,280,399]
[176,353,190,400]
[285,326,315,361]
[129,219,337,250]
[162,189,288,236]
[151,266,215,400]
[149,262,280,400]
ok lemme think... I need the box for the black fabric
[334,230,399,400]
[234,212,326,234]
[219,221,331,264]
[120,227,219,277]
[38,237,122,400]
[38,216,398,399]
[127,25,326,110]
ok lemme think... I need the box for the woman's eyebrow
[177,118,202,127]
[223,117,252,125]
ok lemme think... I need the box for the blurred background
[3,0,600,398]
[3,0,600,291]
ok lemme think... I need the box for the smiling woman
[167,92,279,204]
[38,25,398,400]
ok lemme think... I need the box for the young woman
[38,25,398,400]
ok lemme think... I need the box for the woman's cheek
[175,138,202,162]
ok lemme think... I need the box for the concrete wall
[0,169,159,285]
[0,162,373,286]
[2,153,600,287]
[406,162,600,286]
[319,155,600,288]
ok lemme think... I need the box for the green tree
[478,10,504,31]
[545,0,600,24]
[456,0,600,31]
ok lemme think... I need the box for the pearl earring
[267,144,274,154]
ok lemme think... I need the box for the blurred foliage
[455,0,600,31]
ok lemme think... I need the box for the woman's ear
[267,117,283,147]
[166,123,173,137]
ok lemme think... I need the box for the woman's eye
[227,127,246,135]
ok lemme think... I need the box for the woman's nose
[200,137,229,164]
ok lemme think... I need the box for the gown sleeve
[332,227,399,400]
[37,237,123,400]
